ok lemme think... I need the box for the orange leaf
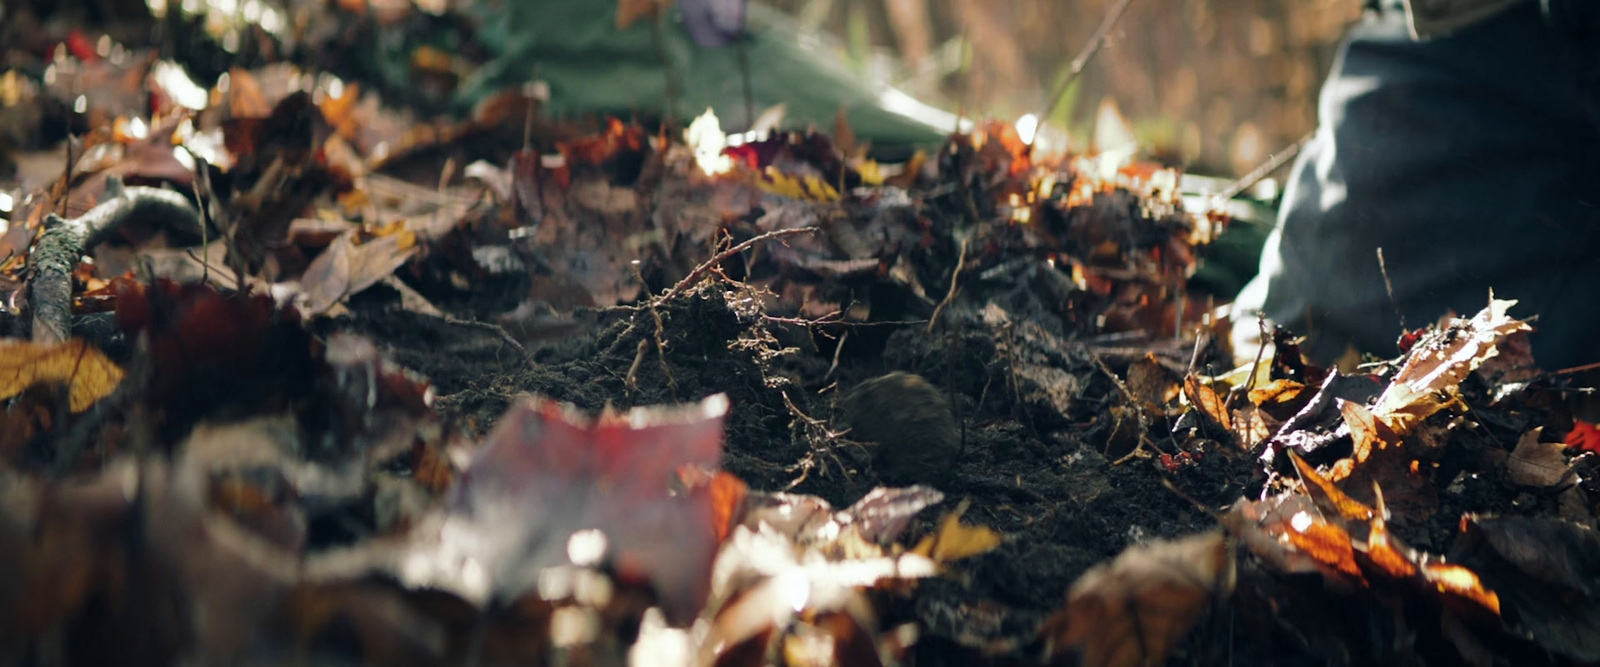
[0,339,124,412]
[1183,375,1230,428]
[1337,399,1400,466]
[1286,520,1364,582]
[1423,563,1500,615]
[1363,488,1417,580]
[1288,449,1374,523]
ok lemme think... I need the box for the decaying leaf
[1041,531,1234,667]
[0,339,124,412]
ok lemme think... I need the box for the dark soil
[320,274,1260,664]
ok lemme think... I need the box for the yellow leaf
[756,166,841,202]
[912,501,1001,562]
[0,339,124,412]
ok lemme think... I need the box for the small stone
[841,372,961,484]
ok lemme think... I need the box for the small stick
[30,175,202,343]
[660,227,817,301]
[927,234,970,332]
[1216,130,1312,202]
[1376,247,1406,332]
[1034,0,1136,142]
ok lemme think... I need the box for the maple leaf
[402,394,729,625]
[0,339,124,412]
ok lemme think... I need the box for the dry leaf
[1041,531,1233,667]
[1288,450,1374,524]
[1182,375,1230,429]
[1374,298,1529,432]
[1506,428,1575,488]
[911,501,1002,563]
[1126,353,1180,411]
[297,229,418,315]
[0,339,124,412]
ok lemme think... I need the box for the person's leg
[1234,1,1600,369]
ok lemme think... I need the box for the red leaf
[440,394,729,624]
[1566,420,1600,454]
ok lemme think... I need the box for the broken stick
[30,175,203,343]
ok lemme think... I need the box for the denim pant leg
[1234,1,1600,369]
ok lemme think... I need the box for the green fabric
[459,2,948,145]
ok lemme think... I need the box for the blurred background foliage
[768,0,1360,176]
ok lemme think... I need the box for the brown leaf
[297,229,418,315]
[1042,531,1233,667]
[1505,427,1576,488]
[0,339,124,412]
[1183,375,1230,429]
[1374,298,1529,432]
[1126,353,1180,410]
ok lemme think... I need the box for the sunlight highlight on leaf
[0,339,124,412]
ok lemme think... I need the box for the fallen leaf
[296,229,418,315]
[910,500,1002,563]
[1182,375,1230,430]
[1566,420,1600,454]
[1506,427,1575,488]
[403,394,729,625]
[0,339,124,412]
[1288,450,1374,524]
[1373,298,1530,432]
[1041,531,1233,667]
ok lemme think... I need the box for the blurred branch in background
[768,0,1361,176]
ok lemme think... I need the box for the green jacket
[460,1,949,146]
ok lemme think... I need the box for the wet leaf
[0,339,124,412]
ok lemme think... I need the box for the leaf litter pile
[5,8,1600,667]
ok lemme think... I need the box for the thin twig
[1216,130,1313,202]
[824,329,848,381]
[444,316,529,360]
[927,234,970,332]
[633,261,678,398]
[1376,247,1407,332]
[661,227,818,301]
[30,175,202,343]
[1036,0,1136,135]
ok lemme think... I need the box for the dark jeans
[1234,0,1600,370]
